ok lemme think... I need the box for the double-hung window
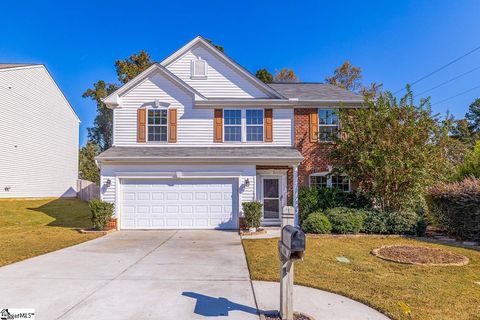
[147,109,168,142]
[309,172,350,192]
[246,109,264,142]
[318,109,339,142]
[224,110,242,142]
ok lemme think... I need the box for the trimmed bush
[242,201,263,229]
[325,207,367,234]
[427,178,480,241]
[89,199,114,230]
[385,209,418,235]
[302,212,332,234]
[298,186,372,225]
[363,210,389,234]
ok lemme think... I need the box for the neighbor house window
[147,109,168,142]
[191,58,208,79]
[318,109,339,142]
[331,175,350,192]
[309,172,350,192]
[224,109,242,142]
[246,109,264,142]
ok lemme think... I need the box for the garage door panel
[120,179,237,229]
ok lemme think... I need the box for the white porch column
[293,165,299,227]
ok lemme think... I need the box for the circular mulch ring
[372,245,469,266]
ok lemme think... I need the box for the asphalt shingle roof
[268,83,363,101]
[97,146,303,163]
[0,63,38,70]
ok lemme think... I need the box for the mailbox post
[278,207,306,320]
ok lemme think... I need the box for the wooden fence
[77,179,100,201]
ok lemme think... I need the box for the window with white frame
[318,109,339,142]
[191,58,208,79]
[309,172,350,192]
[246,109,264,142]
[147,109,168,142]
[224,109,242,142]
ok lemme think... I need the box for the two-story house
[98,36,362,230]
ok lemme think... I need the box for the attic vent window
[191,58,208,79]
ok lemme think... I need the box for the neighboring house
[0,64,79,198]
[97,36,363,230]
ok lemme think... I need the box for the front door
[262,178,281,220]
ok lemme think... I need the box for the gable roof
[160,36,284,99]
[103,63,206,108]
[0,64,80,122]
[0,63,40,70]
[268,83,363,102]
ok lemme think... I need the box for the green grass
[243,236,480,320]
[0,198,101,267]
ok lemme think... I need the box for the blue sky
[1,1,479,146]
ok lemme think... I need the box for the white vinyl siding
[0,66,79,198]
[166,45,270,98]
[113,71,293,146]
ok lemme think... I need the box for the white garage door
[120,179,237,229]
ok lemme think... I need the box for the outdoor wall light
[106,179,112,188]
[245,178,250,188]
[4,186,11,192]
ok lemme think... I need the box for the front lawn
[0,198,101,267]
[243,236,480,320]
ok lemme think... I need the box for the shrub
[299,186,319,224]
[325,207,367,234]
[362,210,389,234]
[89,199,114,230]
[427,178,480,241]
[385,209,418,235]
[302,211,332,234]
[298,186,372,225]
[457,141,480,179]
[242,201,263,229]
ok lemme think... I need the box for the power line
[417,65,480,96]
[431,83,480,106]
[394,44,480,94]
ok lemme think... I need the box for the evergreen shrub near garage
[427,178,480,241]
[242,201,263,229]
[301,211,332,234]
[89,199,114,230]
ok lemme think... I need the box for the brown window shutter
[168,108,177,143]
[264,109,273,142]
[137,108,146,143]
[309,109,319,142]
[214,109,223,143]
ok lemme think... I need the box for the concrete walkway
[253,281,389,320]
[0,231,258,320]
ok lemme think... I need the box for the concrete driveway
[0,230,259,320]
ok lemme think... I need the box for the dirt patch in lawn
[372,245,469,266]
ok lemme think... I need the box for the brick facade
[294,108,335,187]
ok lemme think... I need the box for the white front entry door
[120,179,237,229]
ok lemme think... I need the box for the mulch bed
[372,245,469,266]
[239,228,267,236]
[261,312,314,320]
[79,227,116,235]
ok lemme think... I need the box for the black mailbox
[279,225,306,260]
